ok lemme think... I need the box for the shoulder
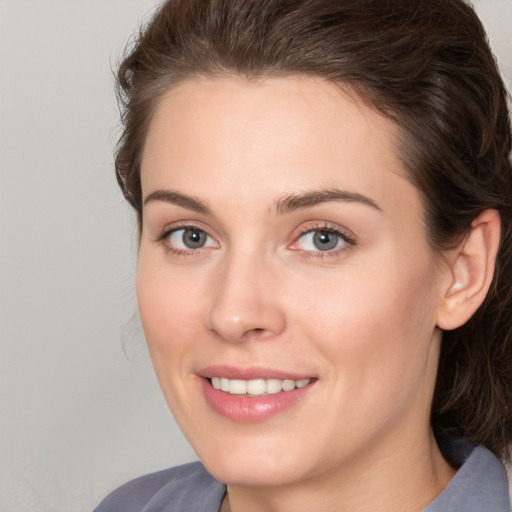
[425,442,511,512]
[93,461,226,512]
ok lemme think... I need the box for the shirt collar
[423,442,510,512]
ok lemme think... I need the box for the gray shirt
[93,443,510,512]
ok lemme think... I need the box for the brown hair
[115,0,512,459]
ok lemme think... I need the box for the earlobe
[436,209,501,331]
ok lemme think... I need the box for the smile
[210,377,312,396]
[200,370,318,421]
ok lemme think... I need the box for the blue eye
[168,228,216,250]
[296,229,347,252]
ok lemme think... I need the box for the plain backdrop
[1,1,511,511]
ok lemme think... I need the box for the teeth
[265,379,282,394]
[210,377,312,395]
[229,380,247,395]
[296,379,310,389]
[281,379,295,391]
[220,378,230,392]
[246,379,266,395]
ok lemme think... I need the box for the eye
[167,227,216,250]
[295,229,349,252]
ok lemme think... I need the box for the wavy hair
[115,0,512,459]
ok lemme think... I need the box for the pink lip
[197,365,317,422]
[198,365,314,381]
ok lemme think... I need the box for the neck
[224,430,455,512]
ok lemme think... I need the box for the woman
[95,0,512,510]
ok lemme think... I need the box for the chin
[191,429,321,487]
[204,455,308,487]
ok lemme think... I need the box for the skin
[137,76,459,512]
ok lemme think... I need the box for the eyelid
[288,221,357,256]
[155,222,219,254]
[170,228,217,249]
[152,220,355,257]
[154,219,215,241]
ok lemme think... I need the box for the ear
[436,209,501,331]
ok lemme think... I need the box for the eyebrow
[275,189,383,215]
[143,187,383,216]
[143,189,211,215]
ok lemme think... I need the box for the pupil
[313,231,338,251]
[183,229,206,248]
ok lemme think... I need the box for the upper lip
[198,365,316,381]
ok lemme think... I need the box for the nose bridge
[205,243,286,342]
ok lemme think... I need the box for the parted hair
[115,0,512,459]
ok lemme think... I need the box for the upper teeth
[211,377,311,396]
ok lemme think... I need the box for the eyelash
[155,224,217,257]
[155,222,356,258]
[291,222,356,259]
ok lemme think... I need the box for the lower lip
[199,378,315,422]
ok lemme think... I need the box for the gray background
[1,1,511,511]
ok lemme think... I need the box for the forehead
[141,75,419,219]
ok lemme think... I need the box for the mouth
[198,368,318,421]
[208,377,313,396]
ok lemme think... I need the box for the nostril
[241,327,277,342]
[206,296,287,342]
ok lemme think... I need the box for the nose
[205,252,286,343]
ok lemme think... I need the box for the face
[137,76,448,487]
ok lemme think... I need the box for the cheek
[287,255,440,404]
[136,256,215,432]
[136,256,208,376]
